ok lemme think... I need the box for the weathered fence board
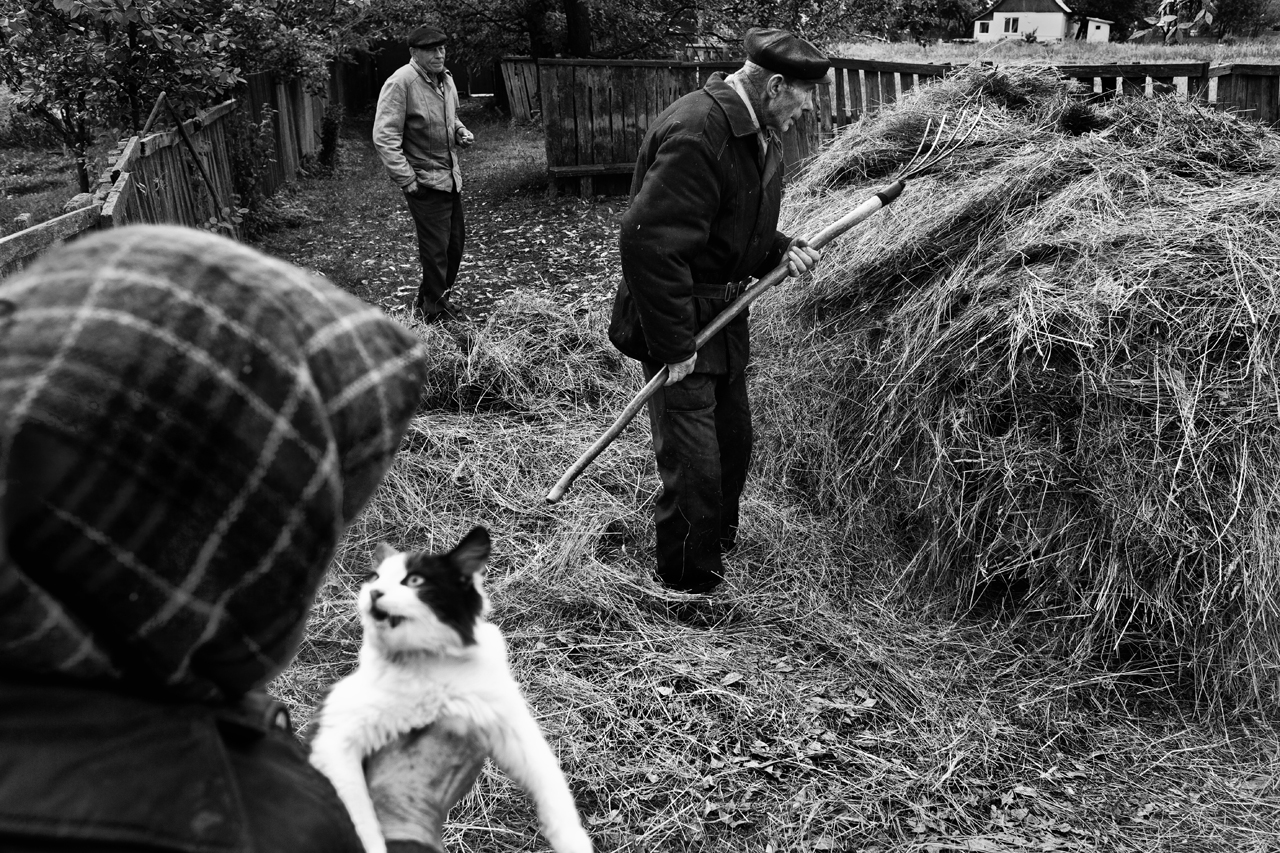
[0,203,102,275]
[132,101,231,234]
[500,58,540,121]
[1212,63,1280,125]
[1057,62,1210,100]
[244,73,286,194]
[541,59,701,196]
[101,172,138,228]
[276,81,301,181]
[523,55,1276,197]
[2,75,323,275]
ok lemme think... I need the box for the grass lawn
[257,99,1280,853]
[0,96,81,237]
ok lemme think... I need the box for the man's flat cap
[407,26,447,48]
[744,27,830,81]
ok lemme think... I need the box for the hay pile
[754,64,1280,713]
[272,289,1280,851]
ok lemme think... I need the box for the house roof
[973,0,1074,20]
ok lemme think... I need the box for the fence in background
[538,59,697,196]
[502,56,1280,197]
[1212,62,1280,125]
[0,76,323,276]
[500,57,540,122]
[243,72,326,195]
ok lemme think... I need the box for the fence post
[1191,62,1211,104]
[1213,63,1280,126]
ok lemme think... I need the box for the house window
[1004,17,1019,32]
[979,21,990,33]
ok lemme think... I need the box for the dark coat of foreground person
[0,225,429,852]
[609,27,828,595]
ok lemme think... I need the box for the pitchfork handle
[545,179,905,504]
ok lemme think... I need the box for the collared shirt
[726,73,770,163]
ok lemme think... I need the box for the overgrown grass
[0,88,114,236]
[0,155,79,236]
[0,116,79,236]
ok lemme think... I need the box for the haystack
[753,64,1280,713]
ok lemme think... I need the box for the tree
[1129,0,1278,40]
[0,0,354,192]
[0,0,247,190]
[422,0,719,62]
[1212,0,1279,34]
[425,0,992,68]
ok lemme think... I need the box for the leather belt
[692,280,751,301]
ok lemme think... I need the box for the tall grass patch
[755,64,1280,714]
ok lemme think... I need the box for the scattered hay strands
[270,286,1280,851]
[758,63,1280,714]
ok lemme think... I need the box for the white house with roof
[972,0,1112,42]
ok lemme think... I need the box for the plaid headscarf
[0,226,429,702]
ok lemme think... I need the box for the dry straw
[272,69,1280,851]
[758,63,1280,715]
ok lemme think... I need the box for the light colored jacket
[373,60,467,192]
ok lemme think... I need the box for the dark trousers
[642,365,753,591]
[404,188,464,313]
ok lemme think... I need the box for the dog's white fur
[308,539,591,853]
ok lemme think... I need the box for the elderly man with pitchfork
[609,28,829,596]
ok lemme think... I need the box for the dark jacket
[610,73,791,375]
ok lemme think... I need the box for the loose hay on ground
[272,283,1280,851]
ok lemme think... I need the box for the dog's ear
[373,542,398,566]
[449,527,490,577]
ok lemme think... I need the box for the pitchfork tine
[901,117,935,177]
[898,106,983,181]
[896,113,949,180]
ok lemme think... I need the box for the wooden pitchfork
[545,110,982,504]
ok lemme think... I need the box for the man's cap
[744,27,830,81]
[407,25,447,49]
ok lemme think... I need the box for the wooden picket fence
[500,56,540,122]
[503,56,1280,197]
[0,73,324,276]
[1213,62,1280,125]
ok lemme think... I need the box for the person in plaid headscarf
[0,225,431,852]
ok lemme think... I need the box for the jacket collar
[705,73,760,140]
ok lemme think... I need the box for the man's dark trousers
[405,188,464,313]
[642,364,753,592]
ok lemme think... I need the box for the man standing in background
[609,27,828,596]
[374,25,475,324]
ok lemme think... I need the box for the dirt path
[252,102,628,323]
